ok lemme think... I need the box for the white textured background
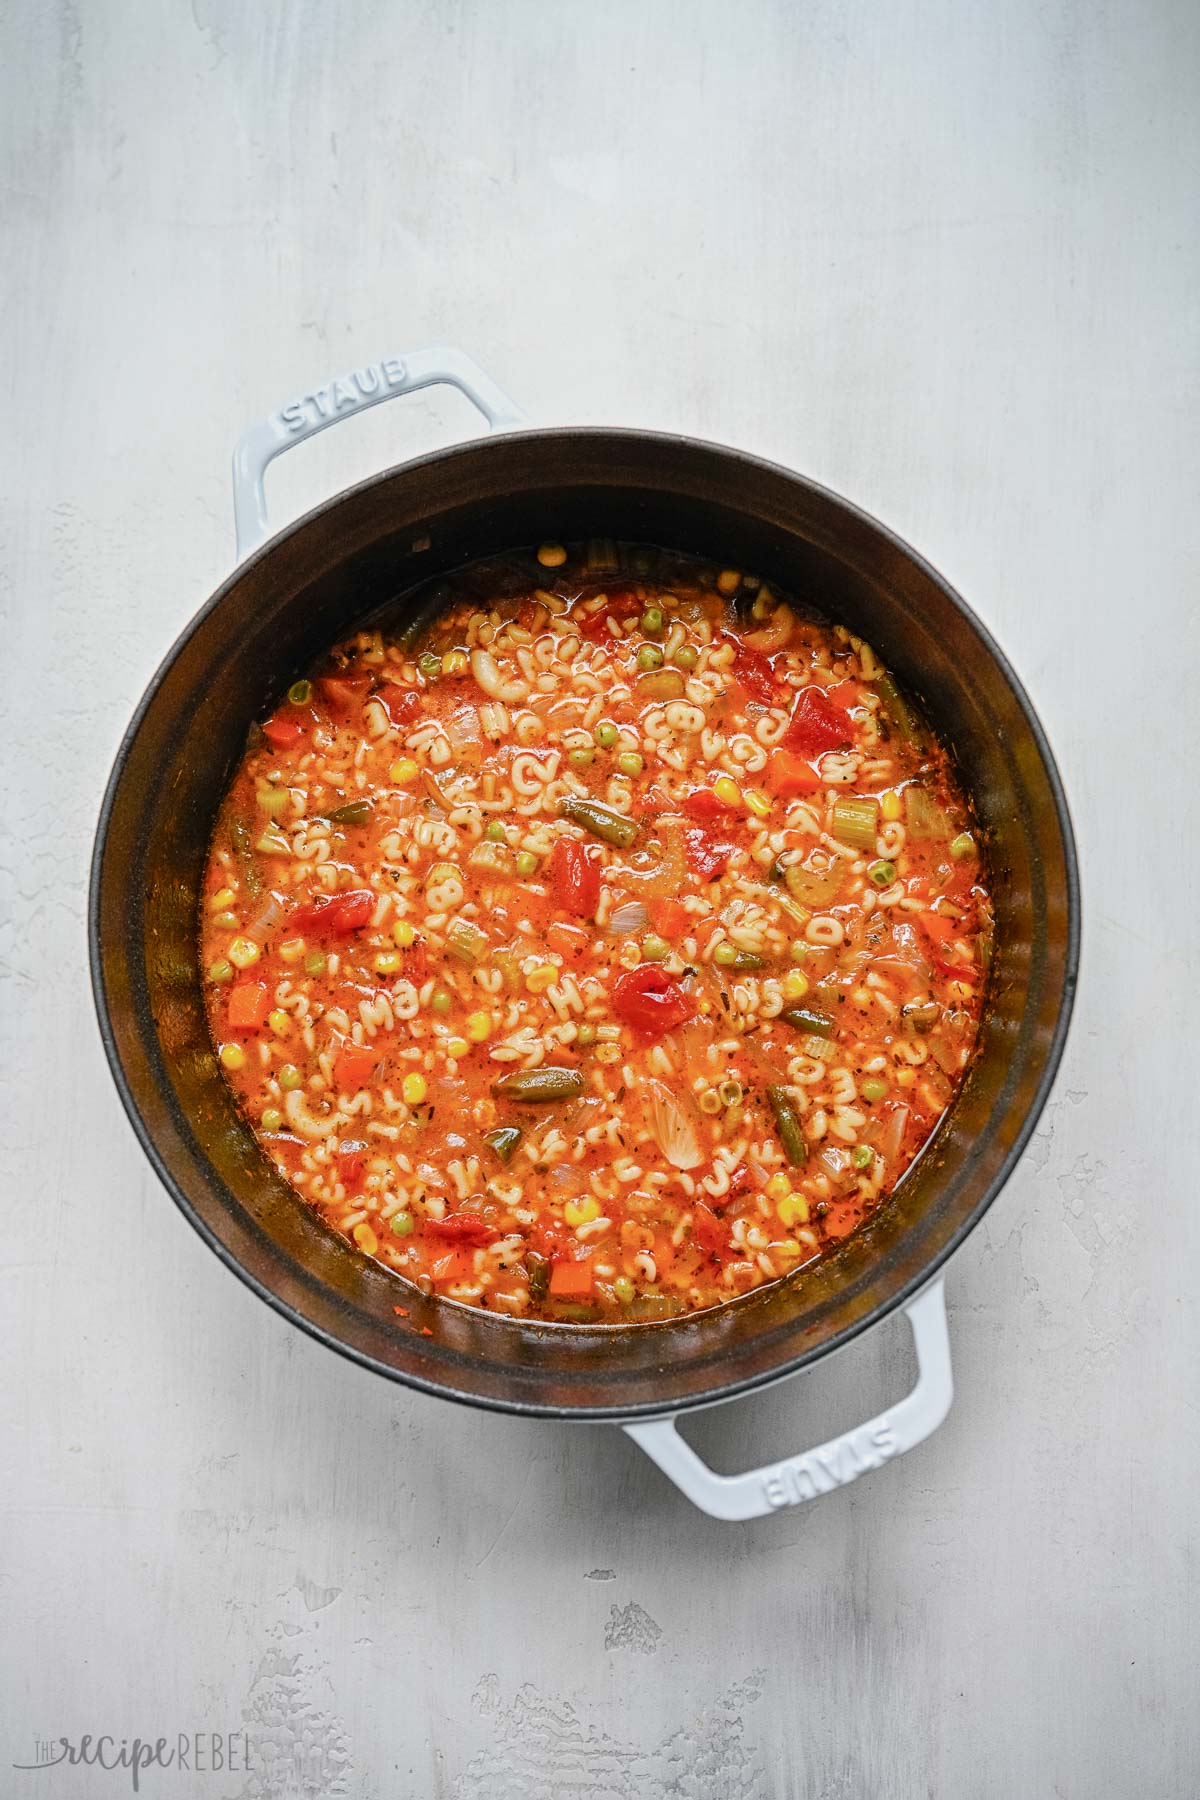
[2,3,1197,1796]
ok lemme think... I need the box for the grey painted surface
[2,2,1196,1795]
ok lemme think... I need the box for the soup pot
[89,348,1079,1520]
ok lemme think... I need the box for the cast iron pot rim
[89,425,1081,1420]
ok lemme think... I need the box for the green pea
[287,679,312,705]
[617,751,644,777]
[869,860,897,888]
[568,746,595,769]
[390,1211,414,1238]
[279,1064,302,1091]
[516,851,538,877]
[713,941,738,967]
[213,910,238,931]
[418,651,441,679]
[673,644,698,670]
[861,1077,887,1103]
[637,644,664,672]
[576,1022,597,1047]
[853,1145,874,1169]
[641,607,664,636]
[207,958,233,984]
[641,934,669,962]
[594,721,618,749]
[304,951,327,976]
[431,989,452,1015]
[260,1107,283,1131]
[485,821,507,843]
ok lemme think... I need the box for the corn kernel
[219,1043,246,1072]
[881,790,902,822]
[466,1010,492,1042]
[565,1196,601,1227]
[446,1037,469,1059]
[442,649,468,676]
[227,937,260,970]
[401,1072,428,1105]
[375,950,401,974]
[783,970,809,1000]
[537,541,567,568]
[278,937,305,964]
[852,986,872,1006]
[744,789,771,819]
[778,1238,802,1258]
[389,758,419,784]
[393,919,415,948]
[525,964,557,993]
[767,1172,791,1202]
[778,1192,810,1228]
[716,568,741,594]
[209,887,235,911]
[353,1221,379,1255]
[895,1067,917,1088]
[713,776,741,809]
[267,1009,290,1038]
[595,1043,622,1064]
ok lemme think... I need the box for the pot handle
[622,1278,952,1521]
[231,347,529,559]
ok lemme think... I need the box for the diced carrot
[826,679,861,712]
[317,674,371,710]
[334,1040,380,1090]
[431,1248,477,1284]
[765,748,822,796]
[914,910,957,949]
[548,1259,595,1298]
[262,714,304,750]
[546,920,589,958]
[228,981,270,1030]
[648,898,689,941]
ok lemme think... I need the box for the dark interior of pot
[91,431,1078,1417]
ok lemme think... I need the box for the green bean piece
[780,1005,835,1037]
[768,1085,808,1168]
[484,1126,523,1164]
[230,816,262,896]
[491,1066,585,1103]
[853,1145,874,1170]
[417,651,441,680]
[326,800,372,827]
[868,859,896,888]
[526,1250,551,1302]
[874,671,925,747]
[950,831,976,860]
[559,795,639,848]
[860,1076,888,1103]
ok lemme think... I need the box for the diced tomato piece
[690,1202,726,1258]
[399,940,428,987]
[547,920,589,958]
[682,786,736,821]
[317,674,372,710]
[336,1141,367,1188]
[333,1040,380,1090]
[684,827,736,882]
[424,1213,499,1245]
[573,588,641,637]
[764,748,823,797]
[826,679,861,712]
[726,637,779,705]
[262,714,305,750]
[548,1259,595,1298]
[430,1248,479,1284]
[379,684,421,727]
[227,981,270,1031]
[611,965,696,1040]
[914,910,958,950]
[783,686,849,757]
[647,897,689,941]
[550,837,602,920]
[821,1201,861,1241]
[291,889,376,936]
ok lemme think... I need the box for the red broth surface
[201,545,991,1323]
